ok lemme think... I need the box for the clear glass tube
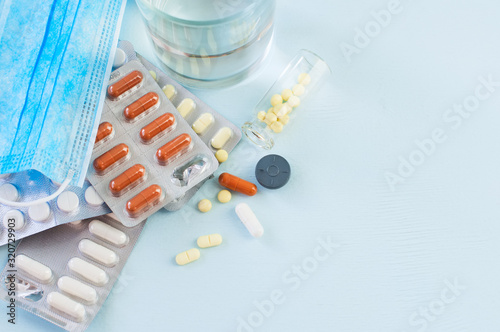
[242,49,331,149]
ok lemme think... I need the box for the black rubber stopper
[255,154,291,189]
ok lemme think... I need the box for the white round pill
[57,191,80,213]
[28,203,51,222]
[84,187,104,207]
[113,48,127,68]
[0,183,19,202]
[70,220,83,226]
[3,210,25,230]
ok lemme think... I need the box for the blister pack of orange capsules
[86,60,218,227]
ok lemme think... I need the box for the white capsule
[68,257,109,286]
[89,219,128,247]
[47,292,86,322]
[235,203,264,238]
[28,203,51,222]
[0,183,19,201]
[3,209,25,230]
[17,255,53,283]
[58,276,98,304]
[78,239,118,267]
[84,186,104,207]
[177,98,196,118]
[57,191,80,213]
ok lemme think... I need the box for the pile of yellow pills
[175,248,200,265]
[198,199,212,213]
[217,190,232,203]
[197,234,223,248]
[257,72,311,133]
[215,149,228,163]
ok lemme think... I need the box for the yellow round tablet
[198,199,212,213]
[217,190,232,203]
[215,150,228,163]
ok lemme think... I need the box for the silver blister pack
[118,40,242,211]
[87,60,218,226]
[0,215,145,332]
[0,170,111,246]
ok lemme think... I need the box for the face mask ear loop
[0,170,75,207]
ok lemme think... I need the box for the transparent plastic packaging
[0,215,145,332]
[242,50,332,149]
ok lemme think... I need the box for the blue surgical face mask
[0,0,126,186]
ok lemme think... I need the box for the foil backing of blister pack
[0,215,145,332]
[0,170,111,246]
[87,60,218,226]
[118,40,242,211]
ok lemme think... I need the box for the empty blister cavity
[47,291,86,322]
[78,239,119,267]
[57,191,80,214]
[0,183,19,201]
[177,98,196,118]
[17,255,53,284]
[57,276,98,305]
[109,164,146,196]
[28,203,51,222]
[84,187,104,207]
[211,127,233,149]
[192,113,214,135]
[171,155,208,187]
[3,209,25,230]
[235,203,264,238]
[88,219,129,247]
[123,92,159,121]
[107,70,143,99]
[67,257,109,287]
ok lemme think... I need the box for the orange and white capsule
[156,133,192,164]
[109,164,146,196]
[108,70,143,98]
[140,113,175,142]
[95,122,113,144]
[125,185,162,216]
[123,92,159,121]
[93,144,129,173]
[219,173,258,196]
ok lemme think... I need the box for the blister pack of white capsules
[0,215,145,331]
[118,40,242,211]
[0,170,111,246]
[87,60,218,226]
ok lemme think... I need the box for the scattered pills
[265,112,277,123]
[149,70,157,81]
[270,121,283,133]
[219,173,258,196]
[198,199,212,213]
[215,149,228,163]
[68,257,109,286]
[3,209,25,230]
[47,292,85,322]
[0,183,19,201]
[270,94,283,106]
[287,95,301,108]
[28,203,51,222]
[162,84,177,100]
[177,98,196,118]
[298,72,311,85]
[17,254,53,283]
[292,84,305,96]
[281,88,293,101]
[57,191,80,213]
[197,234,222,248]
[257,111,266,121]
[278,114,290,125]
[84,186,104,207]
[192,112,215,134]
[89,219,129,247]
[57,276,98,304]
[211,127,232,149]
[235,203,264,238]
[78,239,118,267]
[176,248,200,265]
[113,48,127,68]
[273,104,290,117]
[217,190,232,203]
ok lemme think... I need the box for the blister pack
[87,60,218,226]
[0,215,145,331]
[118,40,242,211]
[0,170,110,246]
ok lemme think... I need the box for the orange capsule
[140,113,176,142]
[218,173,258,196]
[108,70,143,98]
[125,184,162,216]
[156,133,192,164]
[95,122,113,143]
[93,143,129,173]
[123,92,159,121]
[109,164,146,196]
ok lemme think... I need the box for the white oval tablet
[3,210,25,230]
[89,220,128,247]
[68,257,108,286]
[58,276,97,304]
[113,48,127,68]
[84,186,104,207]
[17,255,53,283]
[78,239,118,267]
[57,191,80,213]
[0,183,19,201]
[47,292,86,322]
[28,203,51,222]
[235,203,264,238]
